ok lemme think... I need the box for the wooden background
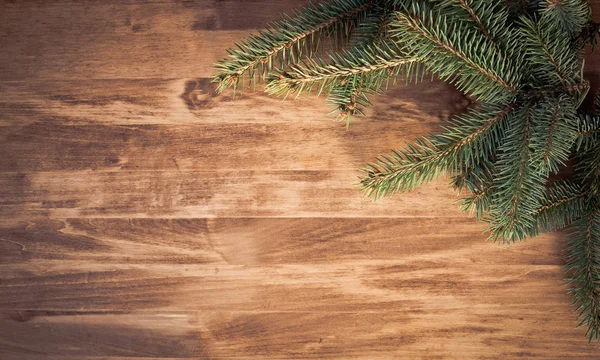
[2,1,600,358]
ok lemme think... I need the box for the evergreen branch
[579,20,600,50]
[265,42,419,98]
[454,158,496,219]
[457,0,492,40]
[269,54,417,89]
[328,74,373,125]
[594,91,600,113]
[432,0,502,41]
[433,0,530,85]
[540,0,591,37]
[535,33,569,84]
[575,139,600,182]
[529,80,590,100]
[395,12,500,85]
[459,181,493,219]
[500,107,535,232]
[431,0,522,62]
[545,102,562,161]
[520,16,581,86]
[349,2,392,47]
[451,157,494,192]
[213,0,376,92]
[360,103,514,199]
[576,114,600,152]
[391,3,521,102]
[530,95,579,174]
[330,4,396,124]
[488,106,548,242]
[531,180,587,234]
[535,194,583,217]
[565,208,600,342]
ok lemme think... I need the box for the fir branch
[268,53,417,90]
[390,2,521,102]
[531,180,587,234]
[529,79,590,99]
[565,208,600,342]
[575,140,600,182]
[535,193,584,218]
[462,187,490,212]
[530,95,579,174]
[432,0,524,65]
[459,182,493,219]
[520,16,581,86]
[360,103,514,199]
[457,0,492,40]
[432,0,503,41]
[213,0,376,92]
[594,91,600,113]
[540,0,591,37]
[265,42,419,98]
[487,106,548,242]
[576,114,600,152]
[330,4,396,124]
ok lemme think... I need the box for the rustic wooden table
[2,1,600,358]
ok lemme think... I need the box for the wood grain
[0,84,463,171]
[0,77,463,126]
[0,171,468,218]
[2,0,600,358]
[0,217,563,265]
[0,260,592,358]
[0,0,314,80]
[0,260,570,310]
[0,309,595,360]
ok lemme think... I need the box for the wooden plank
[0,121,437,172]
[0,261,580,312]
[0,171,469,218]
[0,0,309,81]
[2,260,599,358]
[0,311,204,359]
[0,91,463,173]
[0,0,309,31]
[0,218,562,265]
[1,309,599,359]
[2,1,600,81]
[0,31,246,80]
[0,78,462,126]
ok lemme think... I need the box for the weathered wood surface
[1,0,600,359]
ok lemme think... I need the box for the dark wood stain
[180,78,218,110]
[1,0,600,359]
